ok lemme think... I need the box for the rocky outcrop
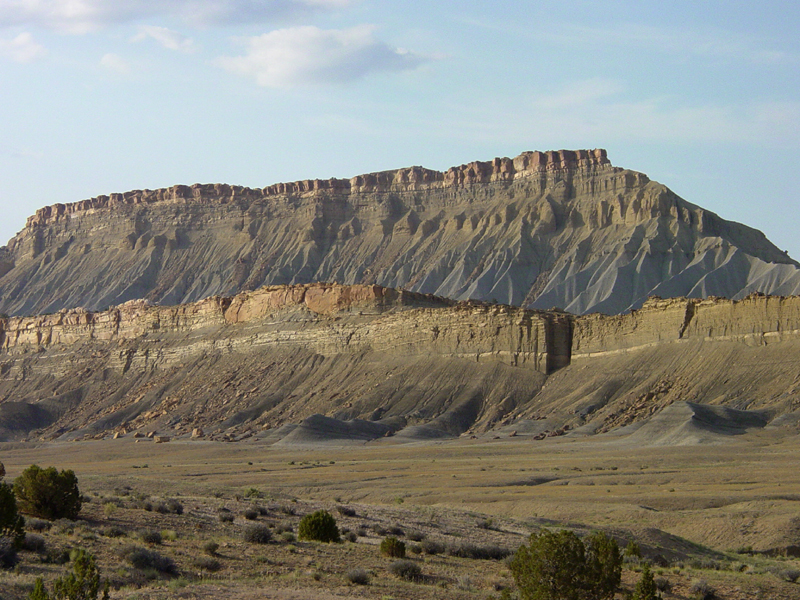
[2,282,800,443]
[0,284,575,442]
[0,283,566,375]
[3,149,798,317]
[572,293,800,358]
[23,150,610,228]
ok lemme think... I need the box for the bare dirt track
[2,428,800,599]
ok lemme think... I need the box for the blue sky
[1,1,799,259]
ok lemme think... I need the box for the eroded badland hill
[1,282,800,445]
[2,149,800,317]
[2,150,800,600]
[2,148,800,444]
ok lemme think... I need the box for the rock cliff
[2,149,798,317]
[0,283,571,441]
[1,283,799,444]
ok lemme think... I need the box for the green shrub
[27,579,49,600]
[53,519,76,535]
[202,541,219,556]
[509,529,622,600]
[243,524,272,544]
[0,481,25,547]
[119,545,176,573]
[139,529,162,545]
[446,542,511,560]
[654,576,671,593]
[625,540,642,557]
[14,465,81,520]
[389,559,422,581]
[161,529,177,542]
[346,568,370,585]
[243,487,263,499]
[380,536,406,558]
[155,498,183,515]
[193,556,222,572]
[26,518,51,532]
[689,579,715,600]
[243,508,259,520]
[218,511,234,523]
[421,539,445,555]
[29,549,109,600]
[23,533,46,552]
[99,526,126,538]
[633,563,661,600]
[780,568,800,583]
[298,510,340,543]
[0,537,19,569]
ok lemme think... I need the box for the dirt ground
[1,429,800,599]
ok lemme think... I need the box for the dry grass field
[1,428,800,599]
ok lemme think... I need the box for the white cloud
[133,26,196,53]
[215,25,427,88]
[0,0,354,33]
[99,52,130,74]
[0,31,46,62]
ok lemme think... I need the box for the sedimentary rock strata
[1,283,800,443]
[3,149,799,317]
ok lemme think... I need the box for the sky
[1,0,798,258]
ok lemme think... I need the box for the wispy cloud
[0,31,46,62]
[133,26,196,53]
[215,25,428,88]
[440,79,800,148]
[528,86,800,144]
[99,52,130,74]
[457,16,795,66]
[9,147,44,159]
[533,78,623,110]
[542,22,794,66]
[0,0,355,33]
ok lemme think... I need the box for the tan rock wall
[572,294,800,359]
[0,284,562,375]
[24,149,610,228]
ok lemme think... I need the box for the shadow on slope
[625,401,769,446]
[272,414,400,446]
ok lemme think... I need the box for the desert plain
[2,425,800,599]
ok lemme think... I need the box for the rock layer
[2,149,799,317]
[1,283,800,443]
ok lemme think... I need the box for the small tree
[28,549,109,600]
[632,563,661,600]
[625,539,642,557]
[0,481,25,548]
[14,465,81,520]
[585,530,623,600]
[380,536,406,558]
[298,510,340,543]
[509,529,621,600]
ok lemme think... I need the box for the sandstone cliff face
[572,293,800,357]
[0,284,570,441]
[2,149,797,317]
[0,283,565,373]
[1,283,799,443]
